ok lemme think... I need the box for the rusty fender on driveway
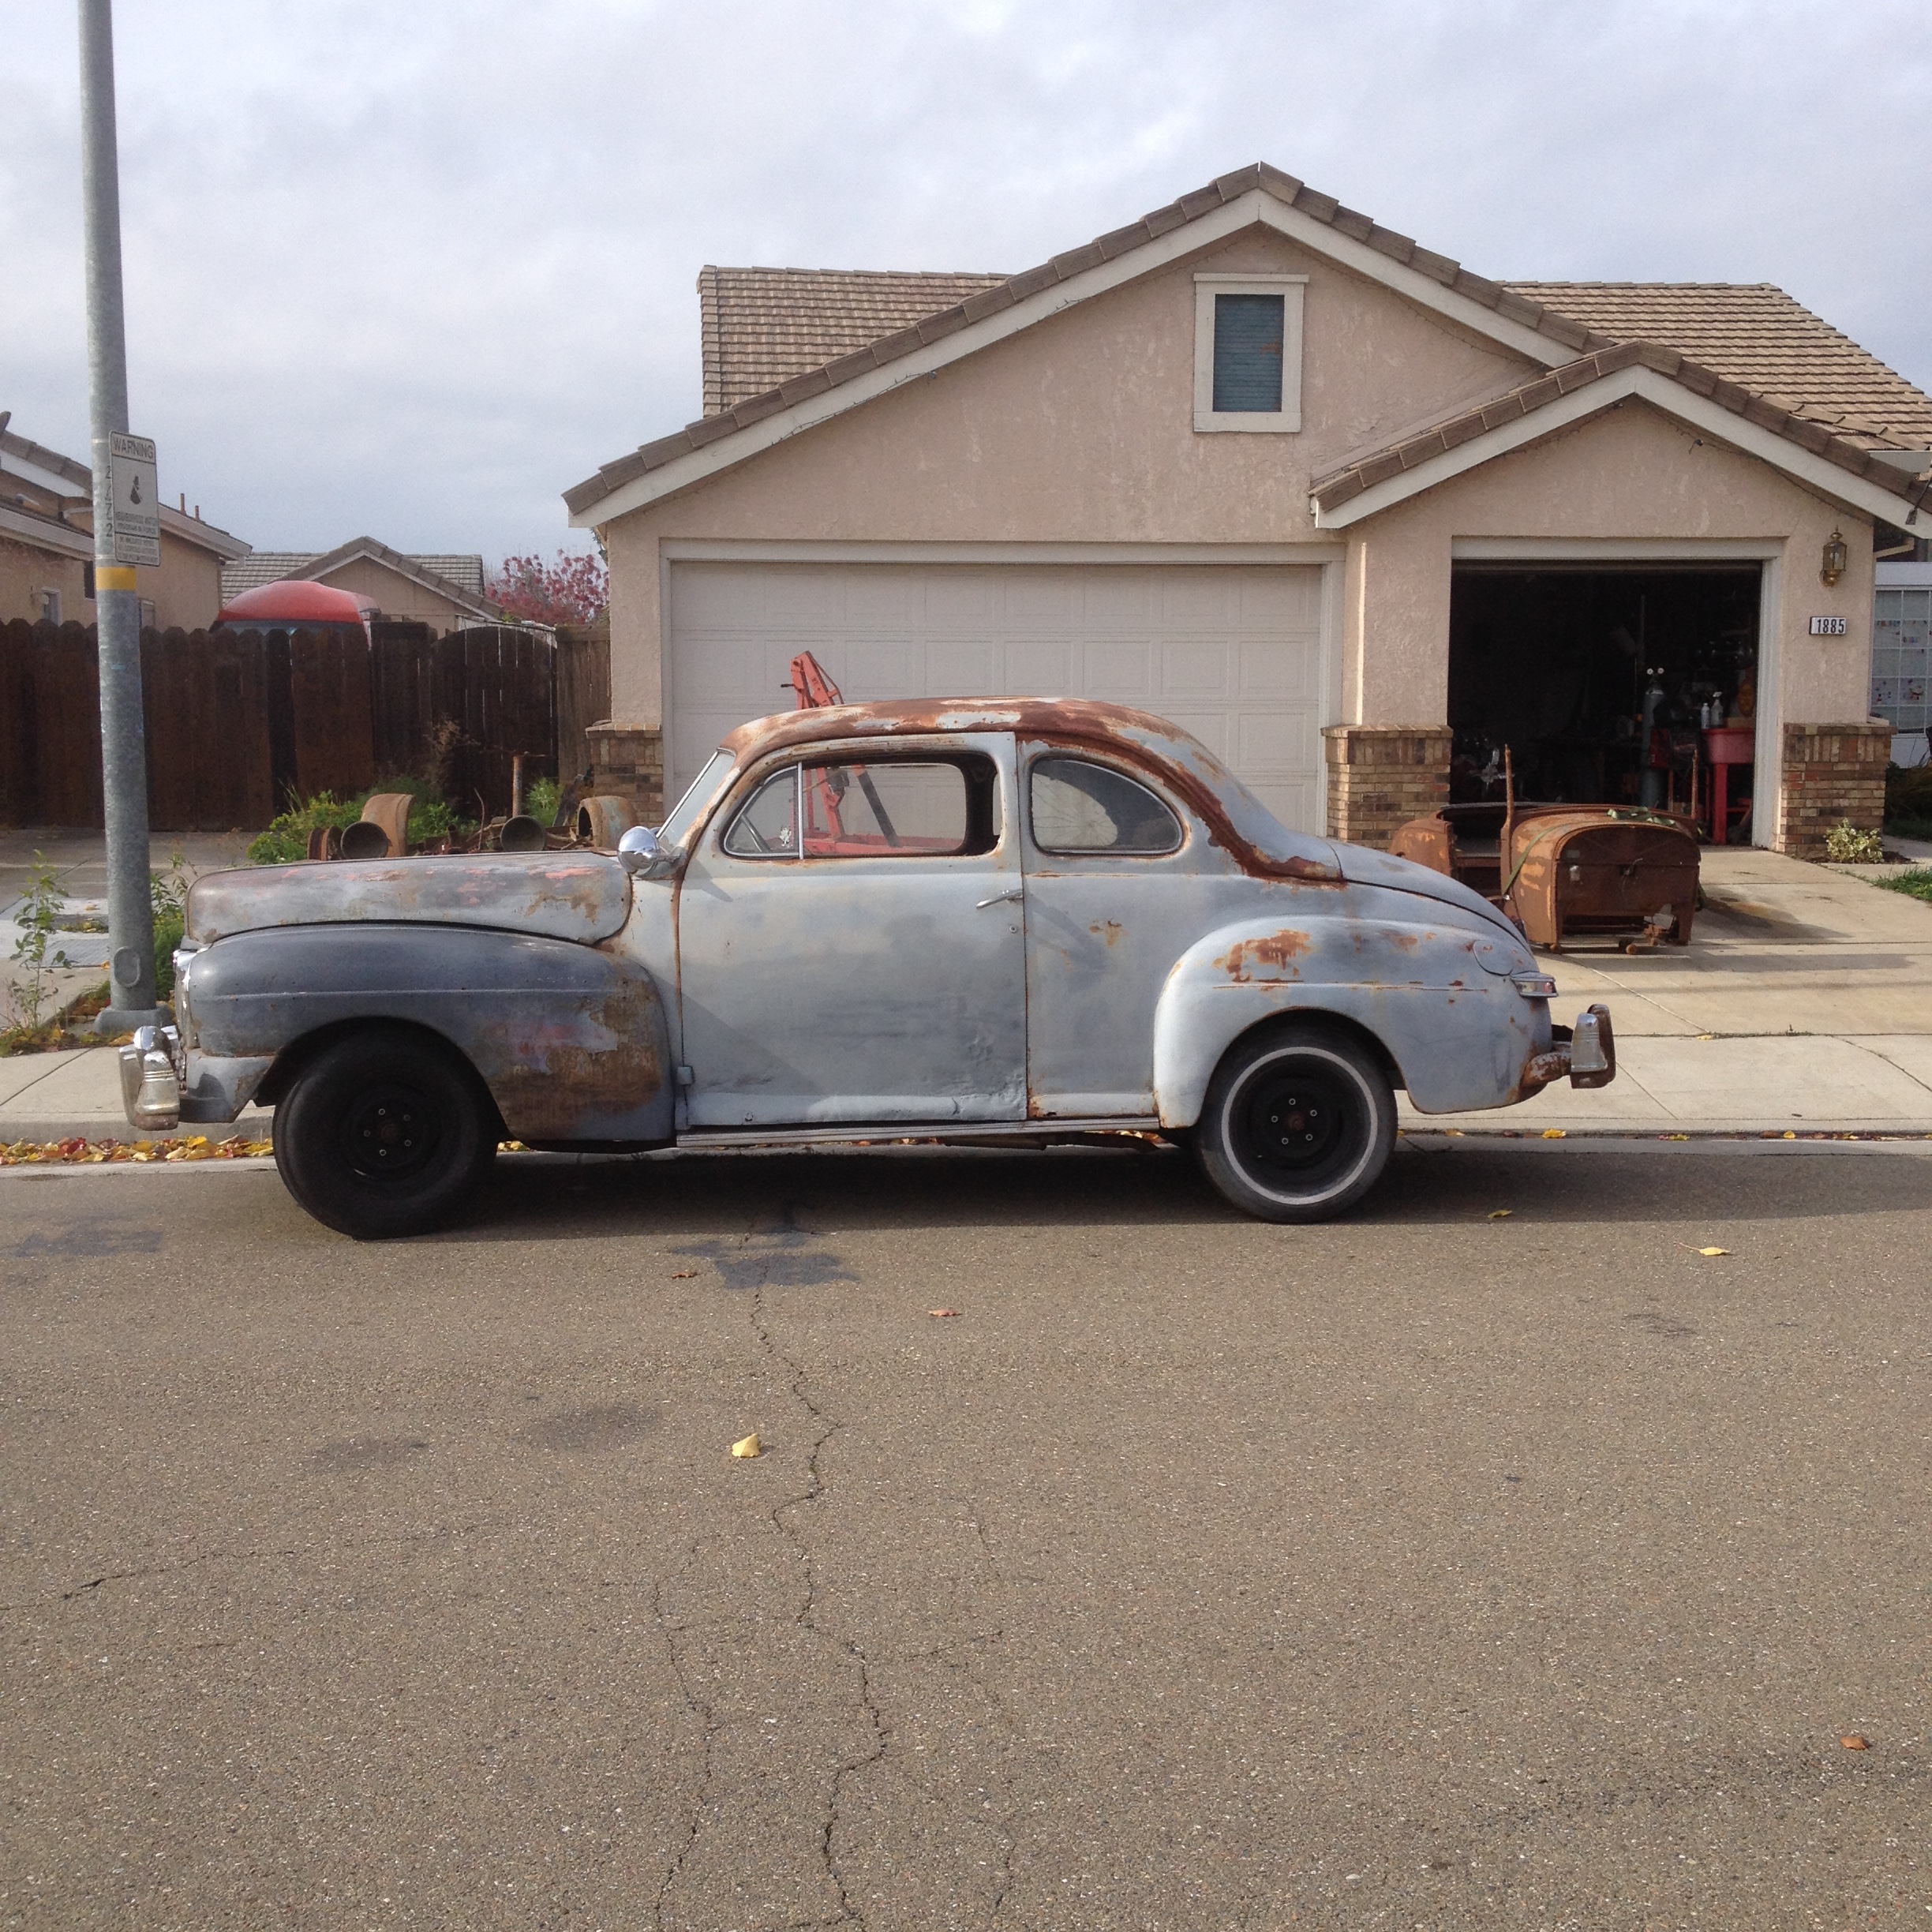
[1151,916,1551,1125]
[182,923,672,1143]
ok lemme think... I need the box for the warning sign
[107,432,160,568]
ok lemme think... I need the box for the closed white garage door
[667,560,1329,832]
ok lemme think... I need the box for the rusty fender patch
[470,977,664,1140]
[1215,930,1312,983]
[1089,920,1124,947]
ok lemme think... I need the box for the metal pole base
[95,1004,174,1035]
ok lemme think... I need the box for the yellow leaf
[730,1432,762,1459]
[1698,1246,1730,1256]
[1488,1208,1513,1219]
[1541,1129,1567,1139]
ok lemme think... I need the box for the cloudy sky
[6,1,1927,568]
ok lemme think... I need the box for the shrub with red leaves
[489,549,608,625]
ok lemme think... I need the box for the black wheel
[273,1028,497,1239]
[1194,1022,1396,1222]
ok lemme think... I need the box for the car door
[1020,744,1248,1119]
[676,732,1027,1126]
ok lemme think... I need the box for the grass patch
[0,980,123,1057]
[1877,869,1932,905]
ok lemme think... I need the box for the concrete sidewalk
[3,841,1930,1146]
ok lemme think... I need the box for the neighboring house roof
[0,421,251,560]
[1309,339,1932,530]
[220,541,500,619]
[566,161,1932,531]
[701,267,1006,414]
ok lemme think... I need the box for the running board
[676,1116,1163,1151]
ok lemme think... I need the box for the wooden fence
[0,618,611,830]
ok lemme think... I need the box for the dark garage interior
[1447,564,1762,821]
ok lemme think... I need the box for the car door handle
[975,888,1023,908]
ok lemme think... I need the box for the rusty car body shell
[164,698,1607,1148]
[1391,802,1699,949]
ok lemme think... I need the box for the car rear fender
[1151,915,1548,1126]
[182,923,672,1143]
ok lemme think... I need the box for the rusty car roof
[715,698,1342,884]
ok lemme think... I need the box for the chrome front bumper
[1521,1003,1617,1095]
[118,1024,183,1133]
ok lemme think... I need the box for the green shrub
[247,792,362,865]
[151,850,189,1001]
[1885,762,1932,829]
[1824,820,1884,864]
[526,775,562,826]
[246,784,466,864]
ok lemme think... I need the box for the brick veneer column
[585,724,665,826]
[1323,726,1453,848]
[1774,721,1893,858]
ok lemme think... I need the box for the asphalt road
[2,1140,1930,1930]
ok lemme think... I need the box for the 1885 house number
[1809,614,1849,635]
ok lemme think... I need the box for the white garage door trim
[661,541,1343,836]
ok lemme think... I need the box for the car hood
[1335,842,1529,952]
[186,855,633,946]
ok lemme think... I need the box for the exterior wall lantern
[1820,528,1848,586]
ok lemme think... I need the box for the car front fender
[181,923,672,1144]
[1151,915,1549,1126]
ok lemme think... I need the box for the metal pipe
[79,0,162,1030]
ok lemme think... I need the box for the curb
[1,1109,273,1149]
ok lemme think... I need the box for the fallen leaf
[1678,1243,1731,1256]
[1697,1033,1715,1041]
[1541,1129,1567,1140]
[928,1309,960,1319]
[1488,1209,1513,1220]
[669,1269,697,1280]
[730,1433,761,1459]
[1840,1735,1870,1750]
[1783,1130,1797,1140]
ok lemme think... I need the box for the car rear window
[1029,756,1183,855]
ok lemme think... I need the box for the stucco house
[219,537,506,632]
[2,417,250,631]
[565,163,1932,853]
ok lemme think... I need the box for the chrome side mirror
[617,824,676,880]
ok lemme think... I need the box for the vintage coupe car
[122,700,1616,1237]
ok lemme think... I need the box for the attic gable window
[1194,273,1306,433]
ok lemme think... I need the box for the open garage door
[666,560,1329,833]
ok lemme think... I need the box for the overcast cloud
[5,1,1927,566]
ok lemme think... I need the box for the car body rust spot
[1216,930,1312,983]
[1090,920,1124,947]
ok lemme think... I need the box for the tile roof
[567,162,1625,515]
[565,161,1932,519]
[1309,339,1932,517]
[1507,284,1932,451]
[701,267,1006,414]
[221,543,494,612]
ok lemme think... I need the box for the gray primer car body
[165,698,1604,1148]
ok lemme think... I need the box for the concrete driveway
[1409,845,1932,1133]
[3,1140,1930,1929]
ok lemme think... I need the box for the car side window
[1028,756,1183,856]
[722,756,1002,859]
[722,766,799,857]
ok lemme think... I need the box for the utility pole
[79,0,164,1033]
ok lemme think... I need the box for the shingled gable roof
[1308,339,1932,530]
[284,537,504,620]
[566,162,1627,522]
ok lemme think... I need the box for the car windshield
[661,750,737,846]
